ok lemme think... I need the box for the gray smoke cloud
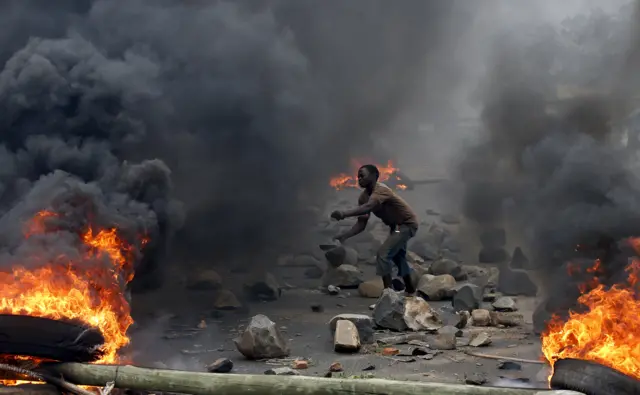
[457,1,640,327]
[0,0,464,288]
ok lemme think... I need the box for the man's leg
[392,227,416,295]
[376,230,406,290]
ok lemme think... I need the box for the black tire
[551,358,640,395]
[0,314,104,362]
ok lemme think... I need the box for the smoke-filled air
[2,0,640,390]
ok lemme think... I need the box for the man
[331,164,419,295]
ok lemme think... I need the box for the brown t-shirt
[358,183,418,228]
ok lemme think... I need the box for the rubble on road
[469,332,492,347]
[322,264,363,288]
[334,319,361,352]
[206,358,233,373]
[373,289,408,331]
[329,313,375,344]
[234,314,290,360]
[417,274,456,301]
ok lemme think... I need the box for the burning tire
[551,358,640,395]
[0,314,104,362]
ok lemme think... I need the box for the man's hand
[330,210,345,221]
[333,234,346,243]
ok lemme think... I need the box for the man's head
[357,164,379,188]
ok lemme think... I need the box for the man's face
[357,167,375,188]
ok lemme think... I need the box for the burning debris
[542,241,640,382]
[0,210,147,365]
[330,160,408,191]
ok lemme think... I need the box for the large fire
[0,210,146,368]
[541,238,640,380]
[330,159,407,190]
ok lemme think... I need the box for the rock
[440,214,460,224]
[304,265,324,279]
[492,296,517,312]
[469,332,492,347]
[479,228,506,248]
[327,285,340,295]
[490,311,524,327]
[471,309,491,327]
[234,314,290,360]
[465,373,487,386]
[533,300,553,335]
[510,247,529,269]
[497,266,538,296]
[186,269,222,290]
[452,284,483,312]
[438,325,463,337]
[455,311,470,329]
[292,360,308,369]
[325,246,358,268]
[358,279,384,298]
[373,289,407,331]
[498,361,522,371]
[417,274,456,301]
[409,262,430,289]
[381,347,400,356]
[479,248,509,263]
[334,320,361,352]
[430,332,456,350]
[329,362,344,372]
[244,273,280,301]
[206,358,233,373]
[429,259,466,281]
[213,289,242,310]
[329,314,375,344]
[403,297,442,331]
[264,367,298,375]
[322,265,363,288]
[311,304,324,313]
[362,364,375,371]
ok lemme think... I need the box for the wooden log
[40,363,581,395]
[0,385,60,395]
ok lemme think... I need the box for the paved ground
[126,183,550,390]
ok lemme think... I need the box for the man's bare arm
[342,200,378,218]
[335,215,369,242]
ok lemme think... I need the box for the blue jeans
[376,224,417,277]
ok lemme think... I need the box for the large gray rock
[510,247,529,269]
[497,265,538,296]
[431,332,456,350]
[403,297,442,331]
[244,273,281,301]
[430,259,466,281]
[322,264,363,288]
[373,289,407,331]
[324,246,358,268]
[234,315,289,359]
[329,314,375,344]
[417,274,456,301]
[492,296,517,312]
[213,289,242,310]
[452,284,483,312]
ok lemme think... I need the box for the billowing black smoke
[458,2,640,328]
[0,0,461,285]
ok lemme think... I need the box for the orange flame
[0,210,145,369]
[541,238,640,381]
[329,159,403,190]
